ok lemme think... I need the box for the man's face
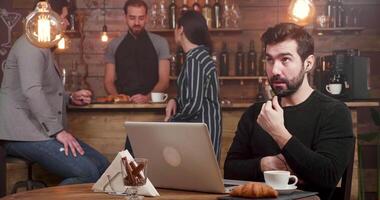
[265,39,307,97]
[125,6,147,35]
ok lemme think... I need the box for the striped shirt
[171,46,222,160]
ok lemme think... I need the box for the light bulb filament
[101,32,108,42]
[38,15,51,42]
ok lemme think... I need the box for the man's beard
[269,68,306,97]
[128,25,143,35]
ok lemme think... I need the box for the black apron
[114,30,159,96]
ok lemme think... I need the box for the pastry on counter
[230,182,278,198]
[95,94,130,103]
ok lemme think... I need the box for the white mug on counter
[264,170,298,189]
[151,92,168,103]
[326,83,342,95]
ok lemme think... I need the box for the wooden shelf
[314,27,364,35]
[149,28,242,33]
[64,30,81,38]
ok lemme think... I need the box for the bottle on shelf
[235,43,244,76]
[67,0,78,32]
[336,0,344,27]
[170,54,177,76]
[258,45,266,76]
[247,40,257,76]
[212,0,222,29]
[330,0,338,27]
[180,0,190,15]
[175,47,185,75]
[168,0,177,29]
[255,77,266,102]
[192,0,201,12]
[219,42,229,76]
[202,0,213,28]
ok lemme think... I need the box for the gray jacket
[0,35,68,141]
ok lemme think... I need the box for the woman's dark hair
[177,11,213,52]
[261,23,314,62]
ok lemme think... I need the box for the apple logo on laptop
[163,146,181,167]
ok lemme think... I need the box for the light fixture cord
[103,0,106,25]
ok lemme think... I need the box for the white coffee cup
[151,92,168,103]
[264,170,298,189]
[326,83,342,95]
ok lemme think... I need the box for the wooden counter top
[68,100,379,110]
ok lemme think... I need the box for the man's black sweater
[224,91,355,200]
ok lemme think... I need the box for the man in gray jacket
[0,1,109,185]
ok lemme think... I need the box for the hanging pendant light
[101,25,108,42]
[101,0,108,42]
[288,0,315,26]
[25,1,64,48]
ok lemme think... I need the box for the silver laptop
[124,121,247,193]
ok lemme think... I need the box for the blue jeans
[5,139,109,185]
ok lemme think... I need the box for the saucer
[273,185,297,194]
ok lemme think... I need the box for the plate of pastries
[94,94,130,104]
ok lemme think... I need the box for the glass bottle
[192,0,201,12]
[175,47,185,75]
[67,0,78,32]
[336,0,344,27]
[255,77,266,102]
[247,40,257,76]
[219,42,229,76]
[168,0,177,29]
[180,0,190,15]
[330,0,338,27]
[235,43,244,76]
[212,0,222,29]
[258,45,266,76]
[202,0,212,28]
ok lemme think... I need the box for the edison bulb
[101,32,108,42]
[25,1,63,48]
[288,0,315,26]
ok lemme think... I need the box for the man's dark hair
[123,0,148,15]
[261,23,314,62]
[177,11,213,53]
[33,0,68,15]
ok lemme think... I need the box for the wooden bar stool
[6,156,47,194]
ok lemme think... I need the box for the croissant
[230,182,278,198]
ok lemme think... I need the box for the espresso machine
[314,50,370,100]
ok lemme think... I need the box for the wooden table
[0,183,320,200]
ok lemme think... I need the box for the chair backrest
[342,145,355,200]
[334,144,355,200]
[0,144,6,197]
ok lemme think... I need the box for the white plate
[274,185,297,194]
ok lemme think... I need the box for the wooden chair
[332,144,355,200]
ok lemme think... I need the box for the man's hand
[260,154,291,172]
[56,130,84,157]
[257,96,292,148]
[130,94,150,104]
[165,99,177,122]
[70,90,92,106]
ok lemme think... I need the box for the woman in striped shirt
[165,11,222,160]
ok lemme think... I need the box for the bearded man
[104,0,170,104]
[223,23,354,200]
